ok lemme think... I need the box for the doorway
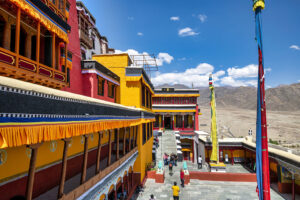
[164,116,171,129]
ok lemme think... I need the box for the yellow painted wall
[133,123,153,182]
[0,131,115,182]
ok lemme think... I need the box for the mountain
[155,83,300,111]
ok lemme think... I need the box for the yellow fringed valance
[9,0,69,43]
[153,94,200,97]
[152,110,196,113]
[0,118,155,149]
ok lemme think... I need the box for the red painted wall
[189,172,257,182]
[82,73,115,102]
[62,0,83,95]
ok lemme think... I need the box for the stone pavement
[136,130,286,200]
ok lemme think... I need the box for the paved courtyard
[136,130,287,200]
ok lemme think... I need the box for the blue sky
[81,0,300,88]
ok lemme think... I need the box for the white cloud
[178,57,186,61]
[227,64,258,78]
[114,49,173,67]
[128,16,134,20]
[198,14,207,23]
[170,16,180,21]
[220,76,248,87]
[151,63,225,87]
[156,53,174,66]
[137,32,143,36]
[290,45,300,50]
[178,27,199,37]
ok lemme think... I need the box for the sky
[81,0,300,88]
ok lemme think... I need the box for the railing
[38,0,67,20]
[60,147,138,200]
[0,47,67,87]
[79,29,93,48]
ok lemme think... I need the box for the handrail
[60,147,138,200]
[0,47,17,56]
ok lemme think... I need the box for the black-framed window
[147,123,150,140]
[97,76,105,96]
[108,82,115,98]
[142,124,146,144]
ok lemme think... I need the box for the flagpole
[252,1,271,199]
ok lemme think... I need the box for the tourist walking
[172,182,180,200]
[163,153,168,165]
[198,155,202,169]
[169,162,173,175]
[149,194,156,200]
[180,169,185,187]
[174,154,178,166]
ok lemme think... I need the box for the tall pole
[209,74,218,163]
[252,1,270,200]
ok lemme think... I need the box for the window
[81,50,86,60]
[97,76,105,96]
[142,124,146,144]
[108,82,115,98]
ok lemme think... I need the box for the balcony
[0,47,68,89]
[79,29,93,49]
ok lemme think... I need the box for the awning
[182,148,192,152]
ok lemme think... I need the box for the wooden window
[108,82,115,98]
[97,76,105,96]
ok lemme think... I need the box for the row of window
[142,85,152,109]
[153,97,197,104]
[97,76,116,99]
[142,123,153,145]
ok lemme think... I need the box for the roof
[126,67,154,91]
[81,60,120,82]
[154,88,200,94]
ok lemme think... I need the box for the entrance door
[164,117,171,129]
[183,151,190,161]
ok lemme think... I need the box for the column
[36,22,40,65]
[52,32,56,68]
[3,21,11,50]
[231,150,234,165]
[292,173,295,200]
[96,132,102,174]
[135,126,138,147]
[162,115,164,129]
[123,128,126,155]
[128,127,132,152]
[25,33,32,58]
[108,130,112,166]
[58,138,71,199]
[81,135,89,184]
[25,143,42,200]
[15,7,21,67]
[116,129,120,160]
[127,173,129,194]
[131,171,134,188]
[192,114,195,129]
[114,186,117,200]
[182,115,185,129]
[172,115,174,130]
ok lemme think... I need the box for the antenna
[130,54,158,78]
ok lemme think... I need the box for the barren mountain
[156,83,300,111]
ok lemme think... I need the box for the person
[180,169,185,187]
[174,154,178,166]
[149,194,156,200]
[198,155,202,169]
[169,161,173,175]
[123,189,127,199]
[164,153,168,165]
[172,181,180,200]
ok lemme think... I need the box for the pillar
[162,115,164,129]
[114,187,117,200]
[116,129,120,160]
[292,173,295,200]
[131,171,133,188]
[25,33,32,58]
[96,132,102,174]
[81,135,89,184]
[192,115,195,129]
[123,128,126,155]
[58,138,71,199]
[127,173,129,194]
[108,130,112,166]
[172,115,174,130]
[36,22,40,64]
[52,32,56,68]
[135,126,138,147]
[15,7,21,67]
[3,21,11,50]
[128,127,131,152]
[231,150,234,165]
[25,143,42,200]
[195,104,199,131]
[182,115,185,129]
